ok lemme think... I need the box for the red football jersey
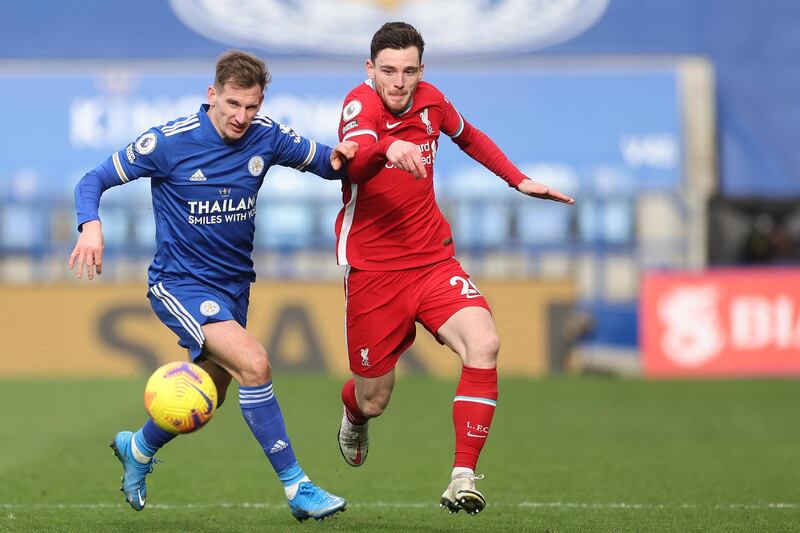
[335,80,465,271]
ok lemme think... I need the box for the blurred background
[2,0,799,379]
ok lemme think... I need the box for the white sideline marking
[1,502,797,510]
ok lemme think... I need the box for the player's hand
[386,140,427,179]
[68,220,105,280]
[517,178,575,204]
[330,140,359,170]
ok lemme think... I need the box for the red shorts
[344,258,491,377]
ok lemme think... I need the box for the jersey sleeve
[270,122,342,180]
[74,128,171,231]
[440,94,466,140]
[338,93,397,183]
[339,95,379,144]
[112,128,172,184]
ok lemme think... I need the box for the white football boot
[337,409,369,467]
[440,471,486,515]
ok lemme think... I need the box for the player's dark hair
[214,50,271,92]
[370,22,425,62]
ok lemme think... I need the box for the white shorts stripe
[150,283,205,347]
[337,183,358,265]
[454,395,497,407]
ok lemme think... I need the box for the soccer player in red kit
[335,22,575,515]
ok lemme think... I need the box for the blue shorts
[147,278,250,361]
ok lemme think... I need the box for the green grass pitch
[1,375,798,532]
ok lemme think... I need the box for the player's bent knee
[237,351,272,386]
[464,334,500,368]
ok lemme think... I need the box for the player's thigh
[437,307,499,365]
[415,259,497,362]
[345,268,417,378]
[148,279,241,361]
[201,320,268,384]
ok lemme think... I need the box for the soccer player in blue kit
[69,50,354,521]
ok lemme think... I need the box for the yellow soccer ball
[144,362,218,434]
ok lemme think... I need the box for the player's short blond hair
[214,50,271,92]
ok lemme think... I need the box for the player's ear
[419,63,424,79]
[207,85,217,106]
[366,59,375,80]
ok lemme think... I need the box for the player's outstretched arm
[517,178,575,204]
[68,220,105,280]
[329,140,359,171]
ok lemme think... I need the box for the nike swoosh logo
[354,443,362,464]
[386,121,402,129]
[466,432,488,439]
[137,490,145,508]
[188,381,215,414]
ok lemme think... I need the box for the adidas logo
[269,439,288,454]
[189,169,207,181]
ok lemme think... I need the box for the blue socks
[132,419,177,462]
[239,382,309,498]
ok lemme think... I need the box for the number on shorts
[450,276,483,299]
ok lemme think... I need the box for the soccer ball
[144,362,218,434]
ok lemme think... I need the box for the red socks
[341,378,369,425]
[452,366,498,470]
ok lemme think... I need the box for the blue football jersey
[77,104,341,293]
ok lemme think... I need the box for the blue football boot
[287,482,346,521]
[109,431,156,511]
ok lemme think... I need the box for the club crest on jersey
[200,300,220,317]
[134,132,157,155]
[420,108,434,135]
[342,100,362,122]
[248,156,264,176]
